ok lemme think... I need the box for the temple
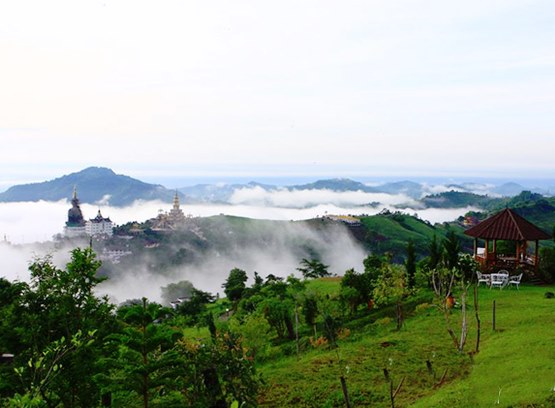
[151,191,187,230]
[86,209,114,237]
[64,188,114,238]
[64,187,87,237]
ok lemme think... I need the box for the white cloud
[0,196,476,302]
[228,186,417,208]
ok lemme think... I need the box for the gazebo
[464,208,551,273]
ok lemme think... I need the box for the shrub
[415,302,432,314]
[374,317,392,326]
[309,336,329,348]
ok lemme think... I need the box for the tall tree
[443,230,461,270]
[428,235,441,270]
[296,258,330,279]
[373,264,410,330]
[340,268,374,314]
[7,248,116,407]
[222,268,248,303]
[406,240,417,288]
[101,298,183,408]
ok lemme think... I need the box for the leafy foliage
[296,258,330,279]
[223,268,248,303]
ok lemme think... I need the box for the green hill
[256,281,555,407]
[0,166,178,206]
[355,211,473,262]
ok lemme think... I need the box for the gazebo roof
[464,208,551,241]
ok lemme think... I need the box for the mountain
[373,180,424,198]
[179,181,279,203]
[420,191,496,208]
[290,178,378,192]
[178,178,379,204]
[0,167,178,206]
[493,182,527,197]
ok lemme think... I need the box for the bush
[374,317,392,326]
[415,302,432,314]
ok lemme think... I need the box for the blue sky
[1,0,555,188]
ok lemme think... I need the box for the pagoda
[167,191,186,225]
[64,187,87,237]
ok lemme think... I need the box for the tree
[363,254,385,271]
[340,268,374,314]
[160,280,195,305]
[229,312,272,361]
[303,293,319,337]
[430,265,471,353]
[296,258,330,279]
[373,264,410,330]
[406,240,417,288]
[176,331,260,408]
[176,288,215,325]
[428,235,441,270]
[443,230,461,270]
[260,297,295,340]
[222,268,248,303]
[101,298,183,408]
[5,248,116,407]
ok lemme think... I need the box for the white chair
[508,273,523,290]
[476,271,490,287]
[490,272,509,289]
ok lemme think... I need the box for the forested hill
[0,167,178,206]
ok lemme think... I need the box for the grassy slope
[256,282,555,407]
[411,285,555,407]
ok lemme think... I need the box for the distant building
[326,215,362,226]
[151,191,187,230]
[86,209,114,237]
[167,191,186,225]
[64,188,114,238]
[99,248,132,264]
[64,187,87,237]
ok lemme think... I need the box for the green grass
[305,276,343,296]
[256,284,555,407]
[411,285,555,407]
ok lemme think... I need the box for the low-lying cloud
[0,197,477,245]
[0,196,477,304]
[228,186,418,208]
[97,220,368,304]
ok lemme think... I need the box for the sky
[1,0,555,189]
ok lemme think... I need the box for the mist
[97,220,368,304]
[0,198,477,245]
[0,194,476,304]
[228,186,418,208]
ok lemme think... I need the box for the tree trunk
[474,285,481,353]
[458,287,468,353]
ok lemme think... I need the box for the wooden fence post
[340,376,351,408]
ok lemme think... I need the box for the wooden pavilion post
[485,239,489,269]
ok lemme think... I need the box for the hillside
[255,281,555,407]
[0,167,179,206]
[356,211,473,261]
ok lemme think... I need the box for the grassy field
[256,283,555,407]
